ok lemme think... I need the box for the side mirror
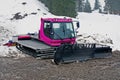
[76,22,80,28]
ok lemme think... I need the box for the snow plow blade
[54,43,112,65]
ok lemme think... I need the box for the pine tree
[84,0,92,13]
[39,0,77,17]
[104,0,109,13]
[94,0,101,10]
[76,0,85,12]
[104,0,120,15]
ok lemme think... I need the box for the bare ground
[0,51,120,80]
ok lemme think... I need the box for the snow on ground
[0,0,120,57]
[0,0,53,57]
[77,12,120,50]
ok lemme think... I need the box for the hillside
[0,0,53,57]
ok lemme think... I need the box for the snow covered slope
[77,12,120,50]
[0,0,53,57]
[0,0,120,57]
[0,0,54,34]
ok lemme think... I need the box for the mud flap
[54,44,112,65]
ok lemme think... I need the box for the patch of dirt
[10,12,28,20]
[0,51,120,80]
[10,12,38,20]
[22,2,27,5]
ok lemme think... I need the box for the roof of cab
[41,18,72,22]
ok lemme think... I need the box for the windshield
[52,22,75,39]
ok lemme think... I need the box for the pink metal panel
[39,18,75,47]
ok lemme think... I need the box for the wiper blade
[54,31,63,40]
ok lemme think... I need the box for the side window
[44,21,51,38]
